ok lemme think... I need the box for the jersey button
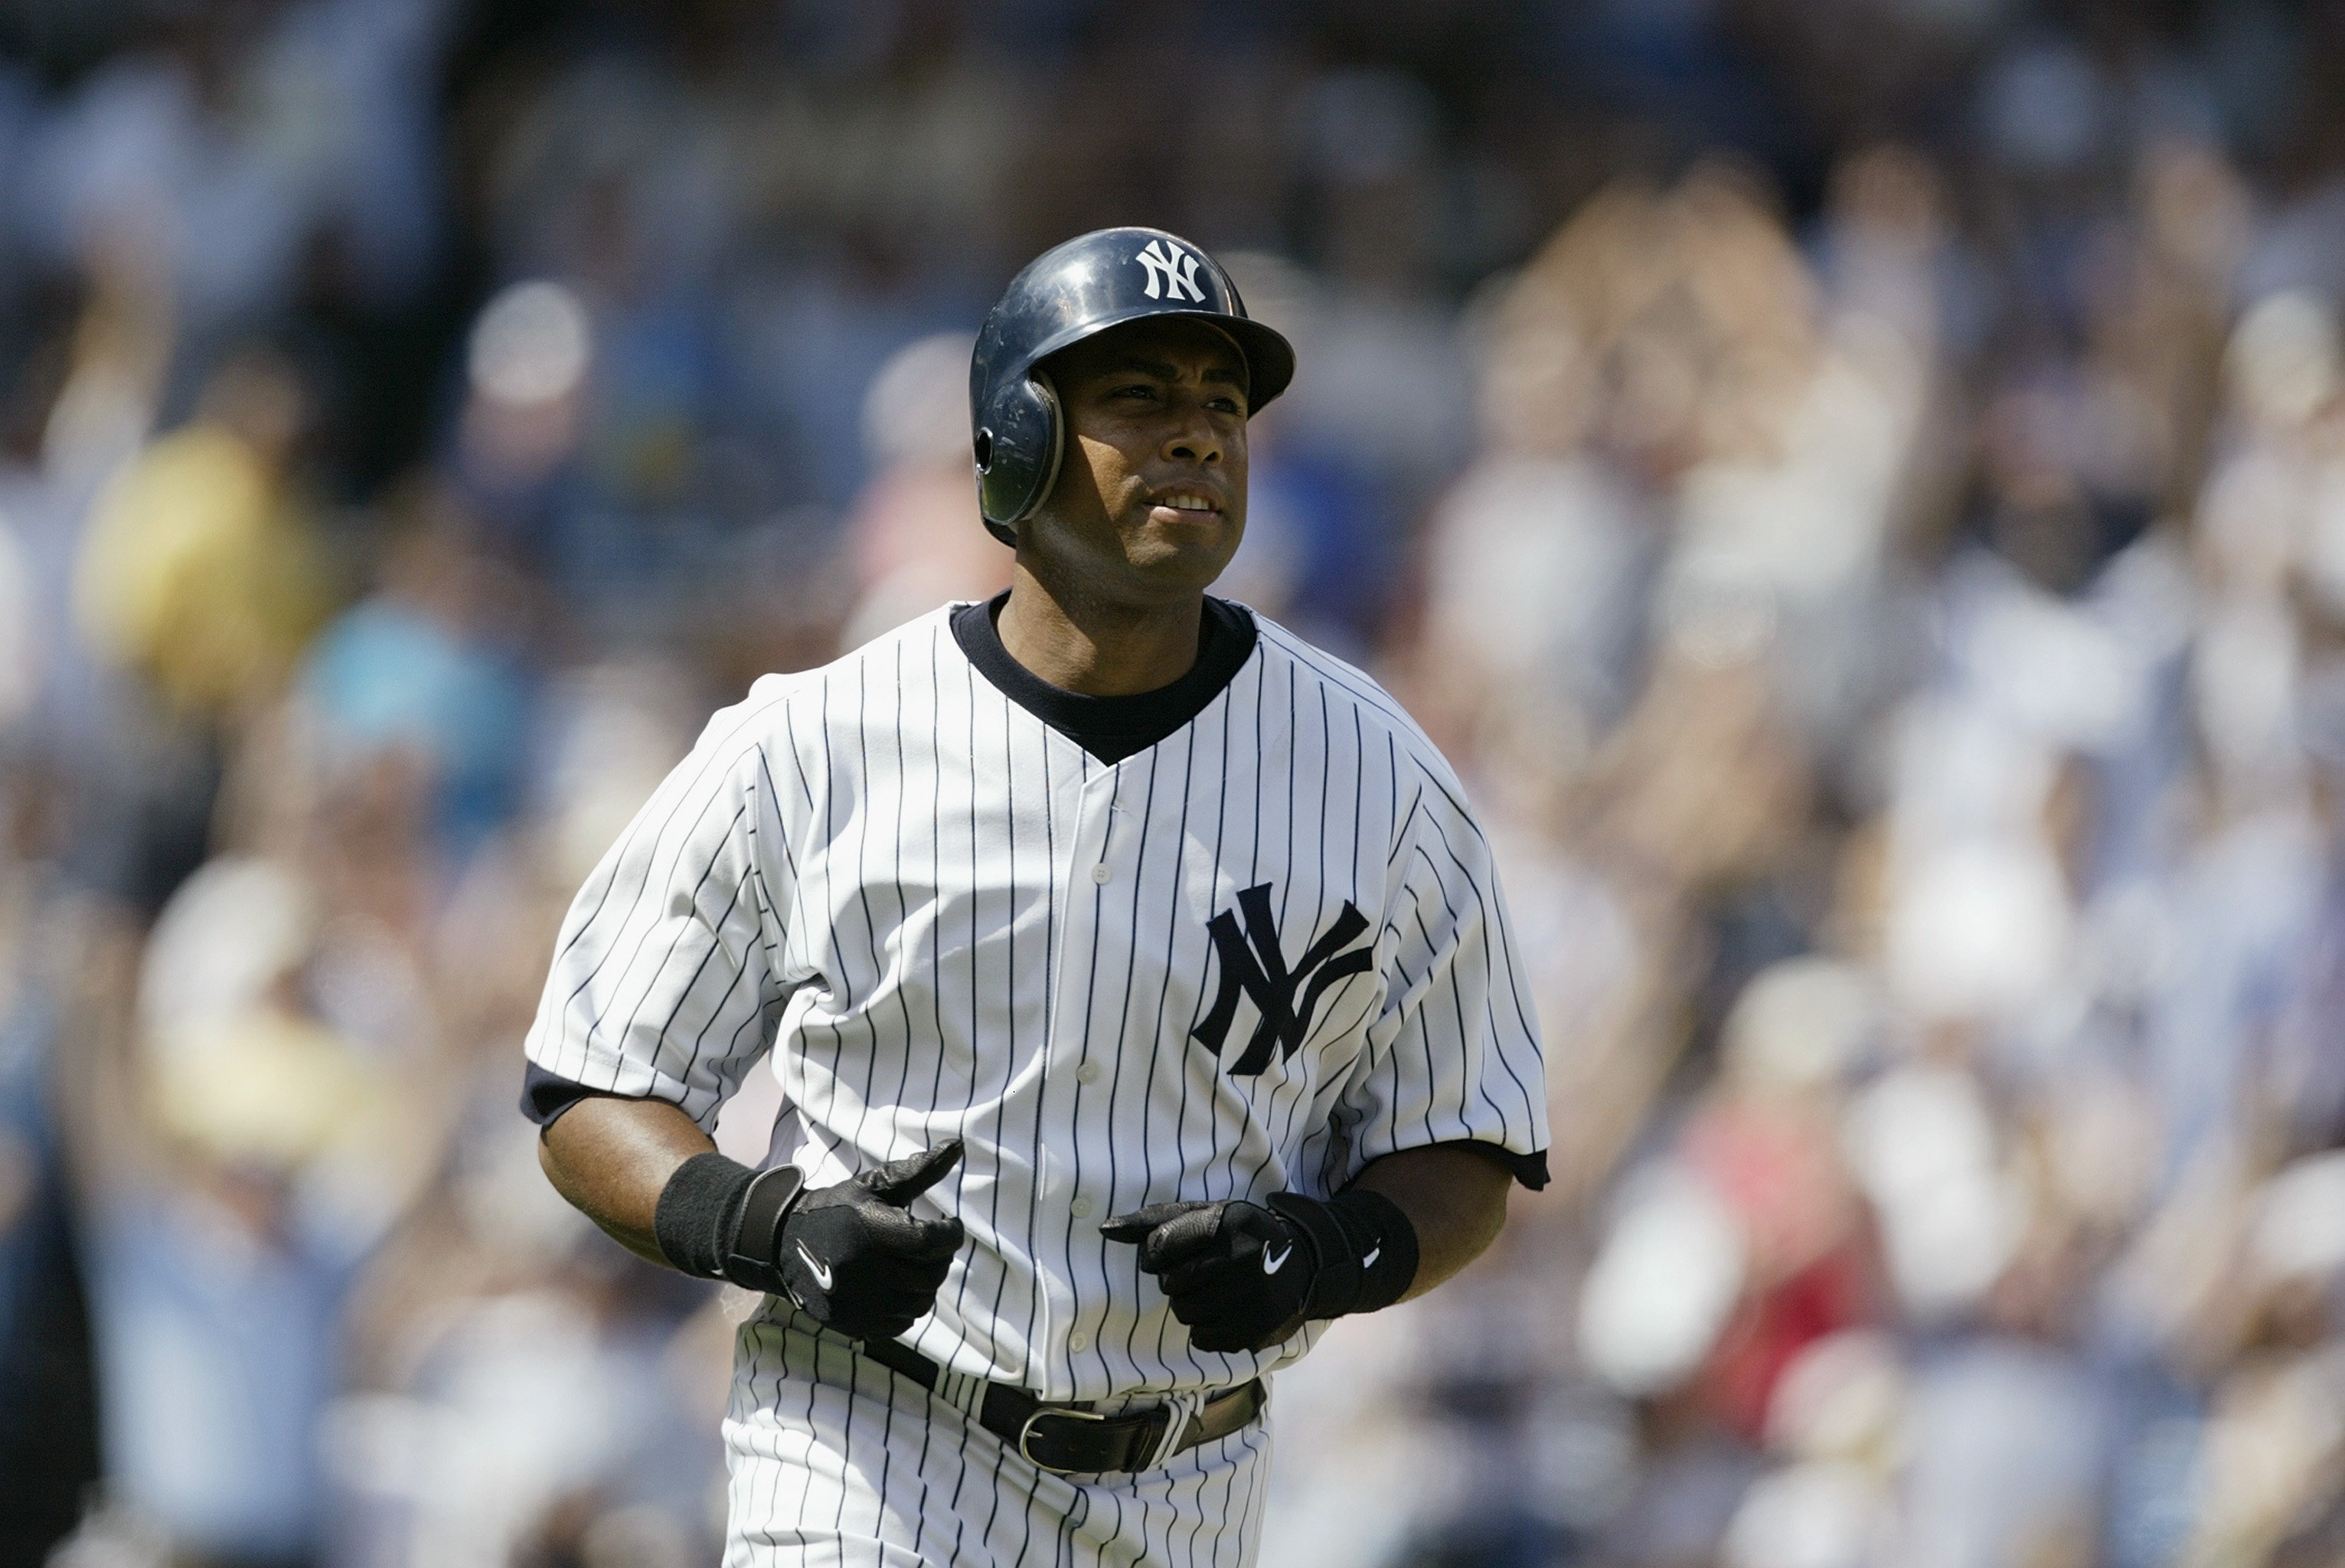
[1090,863,1112,884]
[1070,1197,1092,1218]
[1076,1061,1101,1085]
[1066,1328,1091,1352]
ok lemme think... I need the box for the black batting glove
[1102,1189,1419,1355]
[772,1140,965,1339]
[1102,1198,1309,1353]
[656,1140,966,1342]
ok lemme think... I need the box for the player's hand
[1102,1198,1313,1354]
[775,1139,966,1341]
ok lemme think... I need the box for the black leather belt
[857,1336,1266,1475]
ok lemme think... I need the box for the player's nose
[1160,407,1224,467]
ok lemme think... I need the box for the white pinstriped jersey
[524,602,1549,1403]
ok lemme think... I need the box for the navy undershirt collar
[951,591,1258,763]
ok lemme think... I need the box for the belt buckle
[1017,1405,1109,1475]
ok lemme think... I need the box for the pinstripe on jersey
[524,603,1550,1404]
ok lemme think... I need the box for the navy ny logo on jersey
[1191,884,1375,1075]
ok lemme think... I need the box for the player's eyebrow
[1118,354,1246,387]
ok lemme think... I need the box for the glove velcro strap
[723,1165,807,1292]
[1266,1188,1420,1321]
[1266,1192,1364,1320]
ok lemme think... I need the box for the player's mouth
[1146,490,1226,522]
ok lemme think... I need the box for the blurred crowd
[6,2,2345,1566]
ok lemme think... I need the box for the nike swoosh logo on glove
[1262,1243,1292,1275]
[1362,1246,1380,1269]
[797,1241,834,1290]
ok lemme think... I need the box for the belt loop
[937,1366,987,1420]
[1147,1391,1204,1470]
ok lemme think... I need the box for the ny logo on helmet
[1191,884,1375,1076]
[1135,239,1207,303]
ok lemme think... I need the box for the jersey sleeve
[523,685,794,1131]
[1337,763,1552,1189]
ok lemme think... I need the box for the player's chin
[1122,511,1240,585]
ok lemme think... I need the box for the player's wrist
[1267,1189,1419,1321]
[654,1152,755,1280]
[653,1152,807,1291]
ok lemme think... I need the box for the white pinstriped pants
[723,1313,1272,1567]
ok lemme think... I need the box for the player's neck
[995,568,1206,697]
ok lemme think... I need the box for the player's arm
[538,1093,965,1341]
[524,688,963,1339]
[539,1094,714,1267]
[1350,1142,1512,1302]
[1102,1144,1514,1353]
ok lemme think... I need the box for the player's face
[1028,318,1250,600]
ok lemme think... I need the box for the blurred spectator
[292,484,534,861]
[838,328,1007,645]
[73,348,333,727]
[0,773,103,1563]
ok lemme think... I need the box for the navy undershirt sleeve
[1445,1142,1550,1191]
[521,1060,635,1129]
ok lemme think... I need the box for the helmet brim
[1026,308,1295,415]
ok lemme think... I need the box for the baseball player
[522,227,1550,1566]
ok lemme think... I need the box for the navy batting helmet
[969,227,1295,544]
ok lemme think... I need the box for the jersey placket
[1030,754,1131,1396]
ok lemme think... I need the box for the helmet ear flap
[1025,371,1064,524]
[975,370,1063,545]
